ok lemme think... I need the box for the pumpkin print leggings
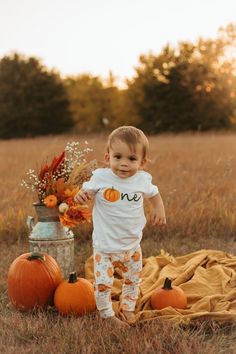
[93,246,142,318]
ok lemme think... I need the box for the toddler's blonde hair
[107,126,149,159]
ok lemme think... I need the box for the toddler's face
[104,140,146,178]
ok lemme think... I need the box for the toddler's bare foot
[103,316,129,328]
[122,310,136,322]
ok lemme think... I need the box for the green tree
[65,74,105,132]
[127,24,236,133]
[0,53,73,138]
[65,73,139,132]
[101,72,140,130]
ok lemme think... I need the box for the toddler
[74,126,166,326]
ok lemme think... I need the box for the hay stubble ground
[0,132,236,353]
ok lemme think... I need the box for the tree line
[0,23,235,138]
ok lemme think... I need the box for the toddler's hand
[74,189,92,205]
[151,209,166,227]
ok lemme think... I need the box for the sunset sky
[0,0,235,85]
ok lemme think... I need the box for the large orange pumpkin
[54,271,96,316]
[151,278,187,310]
[103,187,120,202]
[7,252,62,311]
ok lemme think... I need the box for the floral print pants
[93,246,142,318]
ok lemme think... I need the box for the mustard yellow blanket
[85,249,236,323]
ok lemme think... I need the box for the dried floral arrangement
[21,141,96,227]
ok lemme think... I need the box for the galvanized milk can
[27,203,74,278]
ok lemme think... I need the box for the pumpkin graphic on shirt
[103,187,120,202]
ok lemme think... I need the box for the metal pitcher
[27,203,74,279]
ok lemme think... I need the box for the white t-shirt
[82,168,159,253]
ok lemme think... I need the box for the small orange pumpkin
[54,271,96,316]
[7,252,62,311]
[151,277,187,310]
[44,194,58,208]
[103,187,120,202]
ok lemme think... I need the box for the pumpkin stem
[68,271,78,283]
[163,277,173,290]
[27,252,45,262]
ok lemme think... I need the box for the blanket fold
[85,249,236,323]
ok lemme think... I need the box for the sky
[0,0,236,86]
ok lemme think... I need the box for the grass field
[0,133,236,353]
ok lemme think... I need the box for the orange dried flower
[66,197,77,207]
[59,205,91,227]
[59,215,79,228]
[64,187,80,198]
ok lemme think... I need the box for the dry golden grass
[0,132,236,353]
